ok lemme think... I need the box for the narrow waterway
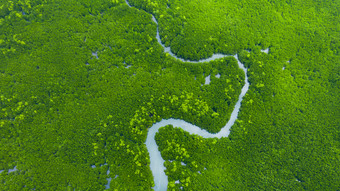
[124,1,250,190]
[145,55,249,191]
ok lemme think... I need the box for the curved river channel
[125,1,251,190]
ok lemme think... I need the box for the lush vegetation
[0,0,339,190]
[156,49,340,190]
[129,0,340,61]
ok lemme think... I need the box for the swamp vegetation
[0,0,339,190]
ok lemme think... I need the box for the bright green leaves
[92,143,99,155]
[106,135,153,189]
[156,125,240,190]
[128,91,212,142]
[0,94,32,124]
[179,92,209,117]
[128,104,160,143]
[164,139,190,159]
[0,0,337,190]
[224,81,235,100]
[256,83,265,88]
[13,34,25,45]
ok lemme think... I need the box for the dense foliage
[156,49,340,190]
[0,0,339,190]
[129,0,340,61]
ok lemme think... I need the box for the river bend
[125,1,250,190]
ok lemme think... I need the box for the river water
[0,2,268,191]
[145,55,249,191]
[124,1,250,190]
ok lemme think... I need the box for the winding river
[125,1,250,190]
